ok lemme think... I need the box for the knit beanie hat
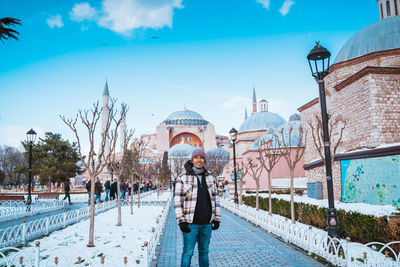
[191,148,207,163]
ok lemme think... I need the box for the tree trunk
[290,168,295,224]
[116,175,122,226]
[256,181,260,211]
[48,178,52,193]
[137,181,141,208]
[268,171,272,215]
[130,181,133,215]
[87,176,95,247]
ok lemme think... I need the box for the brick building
[299,0,400,206]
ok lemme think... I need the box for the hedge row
[242,195,400,244]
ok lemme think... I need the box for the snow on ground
[245,193,399,217]
[3,191,172,266]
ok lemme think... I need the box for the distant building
[222,88,306,193]
[299,1,400,206]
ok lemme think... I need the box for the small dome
[168,143,195,157]
[239,112,286,133]
[164,110,209,126]
[250,132,278,150]
[276,121,302,147]
[335,16,400,63]
[289,113,301,122]
[250,120,303,150]
[206,148,230,160]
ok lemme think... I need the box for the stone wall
[299,52,400,200]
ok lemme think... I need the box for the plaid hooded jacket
[174,161,221,224]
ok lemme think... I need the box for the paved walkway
[154,204,326,267]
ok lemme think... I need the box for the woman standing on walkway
[174,148,221,267]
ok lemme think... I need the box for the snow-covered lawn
[2,192,172,266]
[245,193,399,217]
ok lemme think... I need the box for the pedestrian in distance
[110,180,117,200]
[94,178,102,203]
[104,180,111,201]
[174,148,221,267]
[120,181,126,200]
[85,180,91,205]
[63,178,72,205]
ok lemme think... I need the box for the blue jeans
[94,194,101,202]
[120,190,125,199]
[105,189,110,200]
[181,223,212,267]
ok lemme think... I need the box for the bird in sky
[151,36,160,39]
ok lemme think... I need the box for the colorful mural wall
[341,155,400,207]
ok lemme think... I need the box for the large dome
[335,16,400,64]
[164,110,208,126]
[168,143,195,157]
[239,112,286,133]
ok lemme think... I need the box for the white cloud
[98,0,183,34]
[0,126,45,150]
[69,0,183,34]
[46,14,64,28]
[256,0,271,10]
[70,2,97,22]
[279,0,295,16]
[221,96,251,109]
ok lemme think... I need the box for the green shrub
[242,195,400,245]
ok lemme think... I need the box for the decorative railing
[140,195,172,266]
[0,200,65,223]
[220,198,400,267]
[0,200,116,249]
[0,192,173,267]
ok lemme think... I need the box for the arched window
[386,1,391,16]
[395,0,399,15]
[380,3,384,18]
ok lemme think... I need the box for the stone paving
[154,204,326,267]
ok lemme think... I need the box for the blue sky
[0,0,379,152]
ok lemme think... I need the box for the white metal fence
[0,193,172,267]
[220,198,400,267]
[0,200,65,223]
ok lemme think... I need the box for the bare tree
[125,138,149,208]
[206,149,230,177]
[277,122,306,223]
[109,129,134,225]
[244,156,263,210]
[237,159,250,205]
[256,134,282,215]
[0,145,26,186]
[307,112,346,165]
[169,151,189,187]
[60,99,127,247]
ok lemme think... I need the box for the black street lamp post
[229,127,239,204]
[307,42,340,239]
[26,129,37,205]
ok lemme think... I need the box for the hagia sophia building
[84,0,399,207]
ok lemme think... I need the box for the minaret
[102,81,110,155]
[244,107,248,120]
[377,0,399,19]
[252,86,257,114]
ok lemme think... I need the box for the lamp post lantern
[229,127,239,204]
[307,42,340,239]
[26,128,37,205]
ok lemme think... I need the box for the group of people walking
[85,178,156,204]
